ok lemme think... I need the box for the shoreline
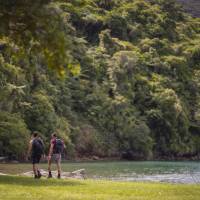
[0,156,200,164]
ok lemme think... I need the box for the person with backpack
[47,133,65,179]
[27,131,44,179]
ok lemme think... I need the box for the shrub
[0,112,30,160]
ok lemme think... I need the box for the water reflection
[77,161,200,184]
[109,172,200,184]
[1,161,200,184]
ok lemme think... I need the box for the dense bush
[0,112,30,160]
[0,0,200,160]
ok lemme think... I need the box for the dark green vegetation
[0,175,200,200]
[0,0,200,160]
[177,0,200,17]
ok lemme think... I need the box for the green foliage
[149,89,191,156]
[0,0,200,160]
[186,45,200,67]
[24,91,58,138]
[0,112,30,159]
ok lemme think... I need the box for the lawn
[0,176,200,200]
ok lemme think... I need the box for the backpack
[53,139,64,154]
[32,138,44,155]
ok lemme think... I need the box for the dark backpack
[32,138,44,155]
[53,139,64,154]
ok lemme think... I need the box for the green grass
[0,176,200,200]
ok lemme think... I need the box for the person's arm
[27,141,32,160]
[63,140,66,149]
[48,142,54,160]
[39,138,45,158]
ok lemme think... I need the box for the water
[61,161,200,184]
[0,161,200,183]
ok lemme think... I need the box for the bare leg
[48,159,52,172]
[37,164,41,178]
[33,164,37,176]
[33,163,39,178]
[56,162,61,176]
[48,158,52,178]
[56,154,61,178]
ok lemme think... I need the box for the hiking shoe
[48,172,52,178]
[37,171,42,179]
[34,175,38,179]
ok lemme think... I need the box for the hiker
[27,131,44,179]
[47,133,65,179]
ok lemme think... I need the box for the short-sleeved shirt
[51,138,56,146]
[31,138,44,155]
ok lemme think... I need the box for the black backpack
[32,138,44,155]
[53,139,64,154]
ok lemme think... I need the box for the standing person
[27,131,44,179]
[48,133,65,179]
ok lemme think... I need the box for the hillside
[0,0,200,160]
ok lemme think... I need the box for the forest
[0,0,200,160]
[177,0,200,17]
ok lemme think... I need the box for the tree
[0,112,30,160]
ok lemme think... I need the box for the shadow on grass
[0,175,85,187]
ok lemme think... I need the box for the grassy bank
[0,176,200,200]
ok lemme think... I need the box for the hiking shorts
[52,154,61,163]
[32,154,41,164]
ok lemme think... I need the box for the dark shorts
[32,154,41,164]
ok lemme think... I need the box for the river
[61,161,200,184]
[0,161,200,184]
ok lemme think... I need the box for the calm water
[61,161,200,184]
[0,161,200,184]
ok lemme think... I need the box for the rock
[10,160,19,164]
[20,169,86,179]
[70,169,86,179]
[0,157,7,162]
[0,172,7,176]
[92,156,100,160]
